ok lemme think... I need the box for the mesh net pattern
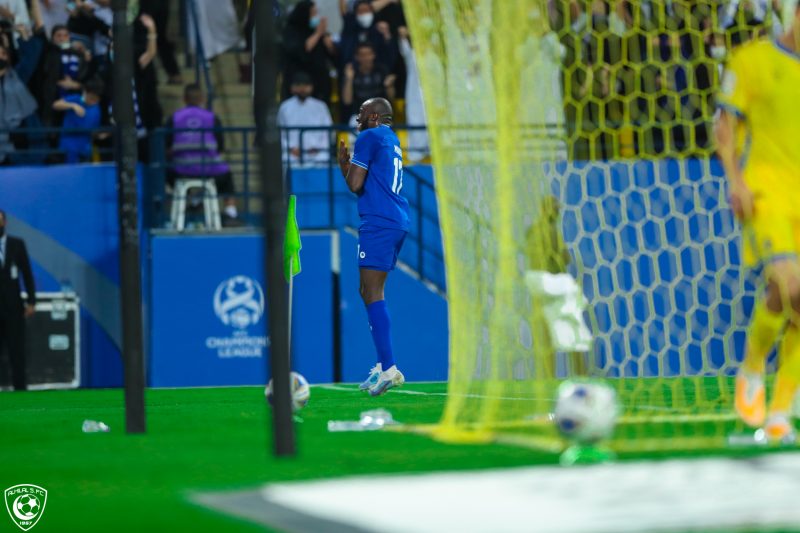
[402,0,770,450]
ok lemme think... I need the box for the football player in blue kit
[338,97,409,396]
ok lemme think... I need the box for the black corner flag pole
[253,0,296,456]
[112,0,146,434]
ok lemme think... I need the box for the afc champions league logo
[5,485,47,531]
[213,275,265,330]
[207,275,269,359]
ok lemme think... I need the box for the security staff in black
[0,210,36,391]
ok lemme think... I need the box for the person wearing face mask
[339,0,397,73]
[281,0,336,105]
[277,71,333,167]
[0,209,36,392]
[30,24,88,129]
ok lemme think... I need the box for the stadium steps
[155,0,259,207]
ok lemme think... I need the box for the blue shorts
[358,226,408,272]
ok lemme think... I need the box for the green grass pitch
[0,382,792,532]
[0,384,552,532]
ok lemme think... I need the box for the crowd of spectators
[0,0,168,165]
[552,0,779,159]
[0,0,783,168]
[278,0,429,165]
[275,0,778,163]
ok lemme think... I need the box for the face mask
[0,59,8,70]
[710,46,726,60]
[0,226,5,237]
[59,42,72,50]
[357,13,374,28]
[309,15,321,29]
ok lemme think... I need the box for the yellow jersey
[718,39,800,215]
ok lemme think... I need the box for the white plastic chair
[170,178,222,231]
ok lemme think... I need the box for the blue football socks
[366,300,395,370]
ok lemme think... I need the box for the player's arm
[715,110,752,220]
[338,140,367,193]
[715,53,754,222]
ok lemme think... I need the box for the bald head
[356,98,394,132]
[364,97,392,118]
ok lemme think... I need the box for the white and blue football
[265,371,310,412]
[554,380,618,443]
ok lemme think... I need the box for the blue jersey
[59,94,101,162]
[351,125,410,231]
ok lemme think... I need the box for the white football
[554,380,618,443]
[265,371,310,411]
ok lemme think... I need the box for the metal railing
[0,124,442,289]
[146,124,442,289]
[146,125,431,216]
[0,126,116,165]
[182,0,216,109]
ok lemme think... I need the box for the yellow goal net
[402,0,775,451]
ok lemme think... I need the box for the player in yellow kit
[716,0,800,443]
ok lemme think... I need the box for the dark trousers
[0,312,26,391]
[140,0,181,77]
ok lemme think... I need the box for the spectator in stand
[66,0,110,48]
[373,0,406,32]
[132,12,161,160]
[0,0,43,73]
[140,0,182,84]
[52,76,103,163]
[165,83,239,225]
[0,19,13,63]
[32,25,89,128]
[339,0,397,71]
[3,0,50,165]
[0,44,37,164]
[189,0,243,60]
[82,0,113,63]
[3,0,45,84]
[55,26,88,94]
[96,13,159,162]
[342,42,394,121]
[277,71,333,167]
[281,1,336,104]
[40,0,69,36]
[340,0,406,35]
[0,1,31,35]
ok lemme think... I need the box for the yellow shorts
[742,203,800,268]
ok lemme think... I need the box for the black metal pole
[253,0,295,456]
[112,0,145,434]
[332,268,342,383]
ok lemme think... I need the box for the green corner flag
[284,195,302,282]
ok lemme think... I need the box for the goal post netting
[402,0,767,451]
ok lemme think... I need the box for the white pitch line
[317,384,543,402]
[317,384,448,396]
[316,384,358,392]
[317,385,739,417]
